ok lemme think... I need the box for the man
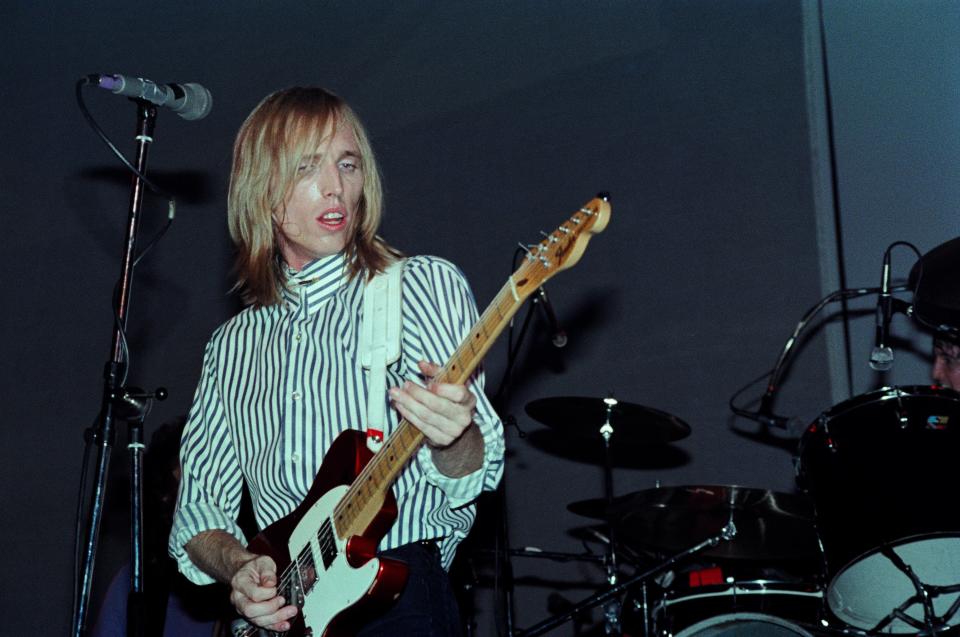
[169,86,504,635]
[932,336,960,390]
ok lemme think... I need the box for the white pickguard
[287,485,381,636]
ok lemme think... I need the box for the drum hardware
[798,385,960,635]
[728,280,903,448]
[513,523,737,637]
[865,544,960,635]
[523,396,692,636]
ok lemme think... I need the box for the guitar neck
[332,198,609,539]
[332,277,525,538]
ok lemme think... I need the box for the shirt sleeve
[403,257,505,508]
[168,337,247,585]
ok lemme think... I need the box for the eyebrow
[298,150,361,163]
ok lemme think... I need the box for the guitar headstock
[512,194,611,297]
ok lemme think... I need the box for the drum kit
[506,241,960,637]
[515,388,960,637]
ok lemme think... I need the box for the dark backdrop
[3,2,954,635]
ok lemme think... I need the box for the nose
[320,161,343,199]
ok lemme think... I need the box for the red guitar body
[245,430,409,637]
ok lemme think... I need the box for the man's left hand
[389,360,476,447]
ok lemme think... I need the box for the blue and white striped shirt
[170,253,505,583]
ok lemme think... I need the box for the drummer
[932,335,960,390]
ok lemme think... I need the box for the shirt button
[294,331,302,342]
[291,391,301,400]
[291,452,301,464]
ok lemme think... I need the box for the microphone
[89,73,212,120]
[870,250,895,371]
[535,286,567,348]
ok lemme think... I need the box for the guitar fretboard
[331,201,607,539]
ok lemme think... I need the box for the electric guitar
[235,195,611,636]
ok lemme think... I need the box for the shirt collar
[280,253,349,313]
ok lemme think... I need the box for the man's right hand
[184,530,299,632]
[230,554,299,631]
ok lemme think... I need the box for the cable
[75,77,175,201]
[730,285,904,423]
[77,77,183,385]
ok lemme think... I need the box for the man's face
[932,339,960,390]
[275,120,364,270]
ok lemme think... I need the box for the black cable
[75,77,175,202]
[884,240,922,262]
[730,285,904,422]
[77,76,182,386]
[728,369,776,420]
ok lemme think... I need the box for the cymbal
[567,496,615,520]
[525,396,691,444]
[590,485,819,560]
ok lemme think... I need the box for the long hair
[228,87,398,306]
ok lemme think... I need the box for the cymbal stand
[515,522,738,637]
[599,396,620,635]
[867,547,960,635]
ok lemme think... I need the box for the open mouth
[317,210,346,229]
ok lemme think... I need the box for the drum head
[829,535,960,633]
[676,613,813,636]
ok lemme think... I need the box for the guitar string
[330,280,515,531]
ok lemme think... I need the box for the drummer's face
[932,339,960,390]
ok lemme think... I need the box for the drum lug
[820,419,837,452]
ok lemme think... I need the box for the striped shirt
[169,253,505,583]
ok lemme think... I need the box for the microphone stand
[73,99,159,637]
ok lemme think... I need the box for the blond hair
[228,87,398,306]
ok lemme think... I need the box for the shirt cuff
[169,502,248,585]
[416,432,503,509]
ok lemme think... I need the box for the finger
[430,381,476,406]
[395,380,473,417]
[248,600,299,631]
[233,556,279,602]
[233,592,285,620]
[393,399,457,447]
[416,359,476,399]
[391,389,469,443]
[418,359,442,379]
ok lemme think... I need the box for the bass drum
[798,385,960,634]
[630,574,823,637]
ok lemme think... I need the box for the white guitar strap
[359,259,405,452]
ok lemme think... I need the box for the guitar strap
[359,259,405,452]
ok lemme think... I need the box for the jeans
[357,542,461,637]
